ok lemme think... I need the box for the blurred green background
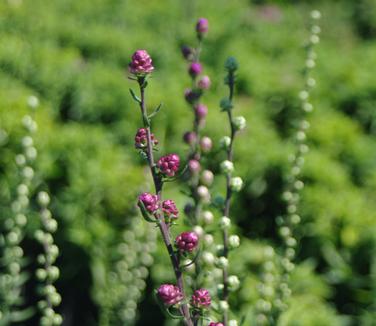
[0,0,376,325]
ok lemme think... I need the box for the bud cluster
[95,220,156,325]
[35,191,63,326]
[258,10,321,323]
[0,97,40,322]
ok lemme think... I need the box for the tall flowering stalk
[181,18,214,287]
[0,97,39,324]
[216,57,244,326]
[35,191,62,326]
[274,9,321,320]
[129,50,206,325]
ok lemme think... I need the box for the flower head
[196,18,209,35]
[183,131,197,145]
[184,88,200,104]
[200,136,212,153]
[175,231,199,252]
[138,192,159,213]
[181,45,194,60]
[157,284,183,306]
[195,104,208,119]
[209,323,224,326]
[134,128,158,149]
[129,50,154,75]
[189,62,202,78]
[157,154,180,177]
[198,75,211,90]
[162,199,179,220]
[189,159,201,173]
[191,288,211,308]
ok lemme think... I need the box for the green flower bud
[228,235,240,249]
[220,216,231,229]
[228,275,240,291]
[230,177,243,192]
[219,300,229,311]
[36,268,47,281]
[38,191,50,207]
[217,256,228,268]
[220,160,234,174]
[232,116,246,131]
[220,136,231,149]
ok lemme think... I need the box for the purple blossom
[134,128,158,149]
[200,136,213,153]
[196,18,209,35]
[189,62,203,78]
[184,88,200,104]
[191,288,211,308]
[138,192,159,213]
[195,103,208,119]
[198,76,211,90]
[209,323,224,326]
[157,284,183,306]
[183,131,197,145]
[188,159,201,173]
[162,199,179,220]
[157,154,180,177]
[181,45,194,60]
[175,231,199,252]
[129,50,154,75]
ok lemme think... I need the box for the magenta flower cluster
[175,231,199,252]
[157,284,183,306]
[129,49,154,75]
[134,128,158,149]
[196,18,209,35]
[157,153,180,177]
[138,192,159,213]
[162,199,179,220]
[209,323,224,326]
[191,288,211,308]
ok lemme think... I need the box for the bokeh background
[1,0,376,325]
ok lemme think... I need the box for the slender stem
[222,72,236,326]
[138,80,193,326]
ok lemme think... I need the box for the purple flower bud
[157,154,180,177]
[209,323,224,326]
[162,199,179,220]
[201,170,214,186]
[157,284,183,306]
[195,104,208,119]
[134,128,158,149]
[198,76,211,90]
[200,136,212,153]
[184,88,200,104]
[181,45,194,60]
[175,231,199,252]
[183,131,197,145]
[138,192,159,213]
[129,50,154,75]
[196,18,209,35]
[189,62,202,78]
[191,288,211,308]
[184,202,194,216]
[188,159,201,173]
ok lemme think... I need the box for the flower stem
[222,69,236,326]
[138,80,193,326]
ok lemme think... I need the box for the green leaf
[138,200,159,223]
[148,103,163,120]
[129,88,141,103]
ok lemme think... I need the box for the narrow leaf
[129,88,141,103]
